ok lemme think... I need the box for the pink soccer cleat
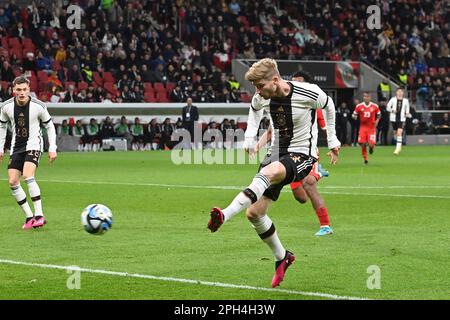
[22,218,35,230]
[32,216,47,228]
[207,207,224,232]
[271,250,296,288]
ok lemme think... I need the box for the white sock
[223,173,270,221]
[11,184,34,218]
[396,136,402,150]
[152,143,158,150]
[25,177,43,217]
[78,144,83,152]
[250,215,286,261]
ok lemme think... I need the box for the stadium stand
[0,0,448,150]
[0,0,447,106]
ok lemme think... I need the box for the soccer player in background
[0,76,57,229]
[386,88,411,155]
[352,92,380,165]
[207,58,340,287]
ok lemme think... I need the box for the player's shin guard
[250,215,286,261]
[396,136,402,151]
[315,207,330,227]
[222,173,270,221]
[11,185,34,218]
[25,177,43,217]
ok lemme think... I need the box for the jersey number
[16,128,28,137]
[363,112,371,118]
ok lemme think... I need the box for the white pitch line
[319,185,450,189]
[319,191,450,199]
[1,178,449,199]
[0,258,369,300]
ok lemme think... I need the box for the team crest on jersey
[274,106,287,126]
[18,115,25,127]
[277,114,287,126]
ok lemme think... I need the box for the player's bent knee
[302,178,316,192]
[246,204,266,220]
[294,194,308,204]
[8,178,20,186]
[246,207,259,220]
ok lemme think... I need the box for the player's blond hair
[245,58,280,82]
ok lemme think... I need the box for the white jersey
[0,97,57,154]
[244,81,340,159]
[386,97,410,122]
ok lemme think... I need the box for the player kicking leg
[209,154,303,287]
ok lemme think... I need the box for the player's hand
[326,147,340,165]
[248,145,259,160]
[48,151,57,164]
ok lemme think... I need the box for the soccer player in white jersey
[386,88,411,155]
[249,71,334,236]
[0,76,57,229]
[207,58,340,287]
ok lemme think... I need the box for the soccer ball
[81,204,113,235]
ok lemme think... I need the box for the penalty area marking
[0,258,369,300]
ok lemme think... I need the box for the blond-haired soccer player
[251,71,334,236]
[386,88,411,155]
[0,76,57,229]
[207,58,340,287]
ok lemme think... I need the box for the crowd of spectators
[0,1,448,113]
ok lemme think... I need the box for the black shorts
[391,121,405,131]
[8,150,42,172]
[257,152,316,201]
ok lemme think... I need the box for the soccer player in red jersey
[352,92,381,165]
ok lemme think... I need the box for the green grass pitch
[0,145,449,300]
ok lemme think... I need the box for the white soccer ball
[81,204,113,235]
